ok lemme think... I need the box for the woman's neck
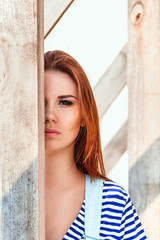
[45,148,84,192]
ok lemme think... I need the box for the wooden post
[0,0,44,239]
[128,1,160,239]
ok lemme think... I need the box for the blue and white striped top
[63,180,147,240]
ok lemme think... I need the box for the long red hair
[44,50,107,181]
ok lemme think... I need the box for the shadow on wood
[1,158,38,240]
[129,137,160,215]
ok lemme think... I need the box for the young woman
[44,50,147,240]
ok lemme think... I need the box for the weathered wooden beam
[103,121,127,174]
[93,45,126,118]
[44,0,74,38]
[0,0,44,239]
[128,1,160,239]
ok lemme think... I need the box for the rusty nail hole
[136,13,141,21]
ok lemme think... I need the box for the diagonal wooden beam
[93,45,127,118]
[103,121,127,174]
[44,0,74,39]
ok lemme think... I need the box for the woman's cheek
[71,109,81,128]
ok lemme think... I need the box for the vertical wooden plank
[38,0,45,239]
[128,1,160,239]
[0,0,44,239]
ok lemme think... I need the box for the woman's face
[44,70,82,153]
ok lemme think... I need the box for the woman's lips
[45,132,59,137]
[45,129,60,137]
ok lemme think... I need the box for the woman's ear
[81,118,85,127]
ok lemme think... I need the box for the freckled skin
[44,70,82,154]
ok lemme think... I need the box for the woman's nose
[45,107,58,124]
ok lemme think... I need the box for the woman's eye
[59,100,73,106]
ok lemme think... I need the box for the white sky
[45,0,127,87]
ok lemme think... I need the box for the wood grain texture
[44,0,74,38]
[0,0,44,239]
[128,0,160,239]
[93,46,126,118]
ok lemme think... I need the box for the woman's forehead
[44,70,78,97]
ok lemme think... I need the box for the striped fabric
[63,180,147,240]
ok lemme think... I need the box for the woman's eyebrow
[58,95,78,99]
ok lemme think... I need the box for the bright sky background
[45,0,127,87]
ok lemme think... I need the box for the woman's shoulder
[94,178,147,239]
[88,175,130,206]
[100,179,132,209]
[102,179,129,199]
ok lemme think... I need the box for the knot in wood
[131,3,143,25]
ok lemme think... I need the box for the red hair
[44,50,107,181]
